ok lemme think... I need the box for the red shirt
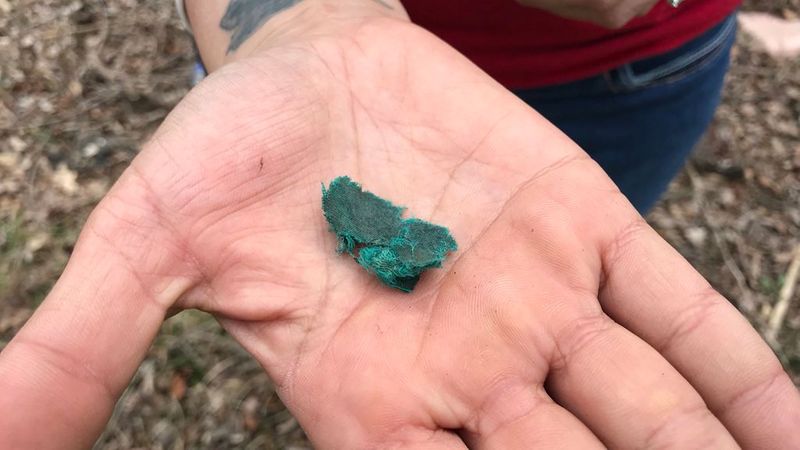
[402,0,741,88]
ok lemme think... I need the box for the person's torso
[401,0,741,88]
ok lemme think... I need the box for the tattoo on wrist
[220,0,393,53]
[220,0,298,52]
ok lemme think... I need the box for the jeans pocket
[617,13,737,89]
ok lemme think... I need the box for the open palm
[3,15,798,450]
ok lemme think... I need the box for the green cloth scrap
[322,176,458,292]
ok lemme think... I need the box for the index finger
[597,212,800,448]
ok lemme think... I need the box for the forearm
[184,0,409,71]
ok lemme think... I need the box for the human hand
[1,2,798,449]
[515,0,660,28]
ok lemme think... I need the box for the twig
[711,228,752,307]
[685,164,755,306]
[766,244,800,343]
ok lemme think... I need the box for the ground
[1,1,798,448]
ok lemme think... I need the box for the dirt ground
[1,1,798,448]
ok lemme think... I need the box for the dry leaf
[25,232,49,255]
[684,227,708,248]
[0,152,19,169]
[169,372,187,400]
[51,163,79,195]
[241,396,260,431]
[7,136,27,153]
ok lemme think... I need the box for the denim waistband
[516,12,738,99]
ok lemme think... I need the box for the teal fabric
[322,177,458,292]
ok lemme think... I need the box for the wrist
[185,0,409,71]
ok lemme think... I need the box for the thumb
[0,174,198,449]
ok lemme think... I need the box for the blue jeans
[515,14,737,213]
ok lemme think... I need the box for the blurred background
[1,0,798,448]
